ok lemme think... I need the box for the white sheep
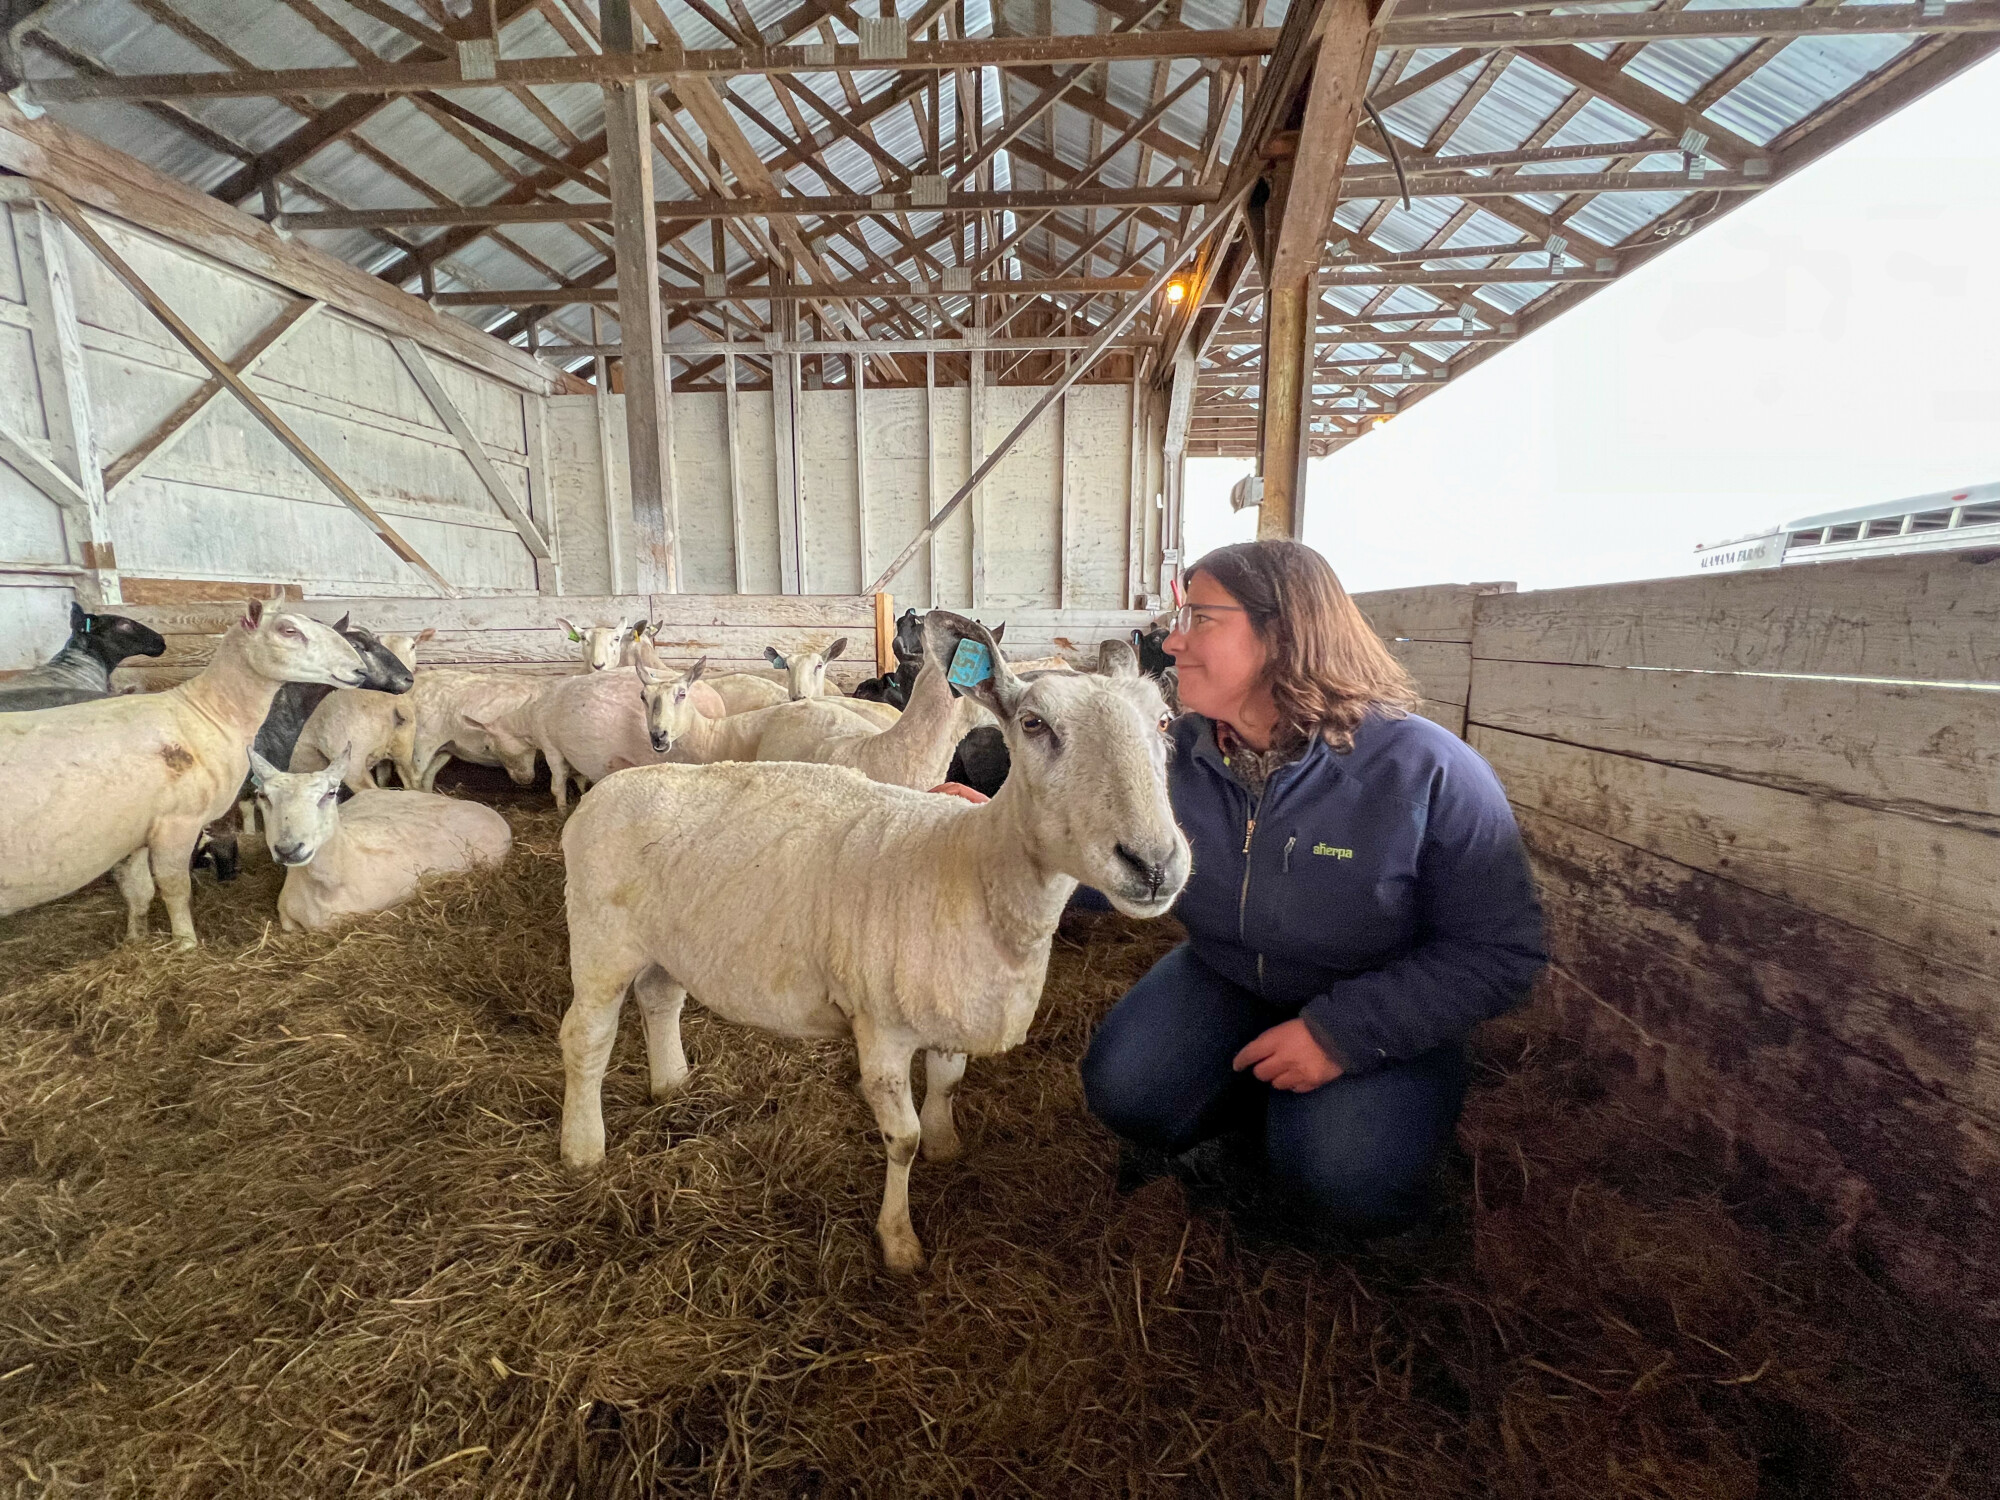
[290,628,433,790]
[699,672,790,713]
[559,617,645,672]
[399,670,546,791]
[764,637,848,699]
[637,641,979,792]
[472,666,727,810]
[0,603,368,948]
[558,612,1188,1271]
[247,751,511,931]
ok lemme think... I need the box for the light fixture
[1371,414,1391,430]
[1165,279,1188,305]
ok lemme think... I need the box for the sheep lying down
[248,752,511,932]
[560,610,1189,1273]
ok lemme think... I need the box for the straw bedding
[1,795,1994,1498]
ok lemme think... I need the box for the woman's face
[1164,573,1268,724]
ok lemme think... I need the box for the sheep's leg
[631,966,690,1101]
[420,749,451,792]
[147,824,201,950]
[853,1014,925,1274]
[114,846,155,941]
[920,1050,967,1163]
[559,950,641,1170]
[547,748,571,811]
[237,798,257,838]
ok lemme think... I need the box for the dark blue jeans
[1081,945,1469,1234]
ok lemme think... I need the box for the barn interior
[0,0,1996,1493]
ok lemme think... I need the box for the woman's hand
[1233,1019,1343,1093]
[929,782,989,804]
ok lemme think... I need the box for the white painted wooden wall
[0,201,555,669]
[549,381,1152,613]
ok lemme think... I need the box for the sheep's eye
[1021,714,1049,736]
[1157,712,1173,734]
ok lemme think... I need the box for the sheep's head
[237,603,370,689]
[78,605,166,665]
[248,750,349,867]
[637,656,708,754]
[458,706,541,785]
[923,611,1188,918]
[559,618,629,672]
[339,623,416,694]
[766,637,846,699]
[378,628,434,672]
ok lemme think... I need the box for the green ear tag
[948,638,994,691]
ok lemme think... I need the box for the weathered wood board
[1471,657,2000,822]
[1475,726,2000,980]
[1352,580,1516,641]
[1472,551,2000,681]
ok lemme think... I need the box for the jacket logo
[1312,843,1353,859]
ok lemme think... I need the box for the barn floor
[1,797,1995,1499]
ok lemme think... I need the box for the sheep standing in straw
[558,611,1189,1271]
[0,603,368,947]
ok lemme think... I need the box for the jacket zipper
[1283,834,1296,873]
[1238,791,1263,991]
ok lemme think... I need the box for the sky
[1181,51,2000,596]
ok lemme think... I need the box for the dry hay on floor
[1,802,1996,1500]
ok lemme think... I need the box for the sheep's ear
[635,660,662,687]
[991,621,1006,644]
[825,637,847,661]
[415,627,435,645]
[764,645,787,668]
[685,656,708,684]
[922,610,1022,720]
[248,750,281,787]
[70,601,87,631]
[1099,638,1141,679]
[331,612,351,634]
[323,750,351,787]
[557,616,581,642]
[241,598,265,631]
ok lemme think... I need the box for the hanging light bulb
[1165,279,1188,305]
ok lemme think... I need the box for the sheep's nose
[650,733,670,752]
[275,843,307,865]
[1114,842,1169,895]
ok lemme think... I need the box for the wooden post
[853,353,870,591]
[724,349,747,593]
[1257,0,1373,541]
[873,590,895,676]
[524,384,560,594]
[1057,385,1072,608]
[15,202,119,605]
[601,0,677,592]
[924,350,939,608]
[1125,370,1146,607]
[968,334,986,610]
[591,306,624,592]
[772,341,802,594]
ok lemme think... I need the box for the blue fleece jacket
[1166,710,1546,1074]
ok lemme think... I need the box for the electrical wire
[1361,100,1411,213]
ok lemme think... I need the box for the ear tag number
[948,639,994,691]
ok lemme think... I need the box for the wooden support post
[924,351,939,608]
[1057,385,1072,608]
[591,310,624,593]
[15,201,118,605]
[1126,370,1146,608]
[854,354,870,591]
[601,0,677,592]
[523,385,559,595]
[31,183,458,596]
[662,348,681,589]
[724,349,747,593]
[968,333,986,610]
[1258,0,1373,541]
[104,297,322,498]
[873,590,895,676]
[772,339,802,595]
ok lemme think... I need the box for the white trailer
[1694,481,2000,573]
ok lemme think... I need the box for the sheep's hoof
[920,1130,962,1164]
[649,1077,688,1104]
[170,935,198,953]
[879,1231,926,1275]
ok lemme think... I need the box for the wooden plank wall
[1350,581,1518,736]
[110,593,885,693]
[1461,553,2000,1326]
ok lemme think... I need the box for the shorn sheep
[399,670,546,791]
[0,603,367,947]
[0,603,165,711]
[559,618,643,672]
[638,639,977,792]
[560,611,1189,1271]
[289,629,433,790]
[246,751,511,931]
[763,637,847,699]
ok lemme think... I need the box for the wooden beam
[724,349,747,593]
[273,183,1219,229]
[25,29,1284,103]
[11,200,119,604]
[1517,46,1763,166]
[390,337,552,560]
[853,354,870,588]
[104,298,324,498]
[602,0,679,592]
[1261,0,1376,540]
[28,184,458,597]
[0,422,86,511]
[1383,1,2000,49]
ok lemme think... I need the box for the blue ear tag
[947,638,994,691]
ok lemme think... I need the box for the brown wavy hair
[1185,539,1418,753]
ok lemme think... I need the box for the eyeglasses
[1169,602,1248,635]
